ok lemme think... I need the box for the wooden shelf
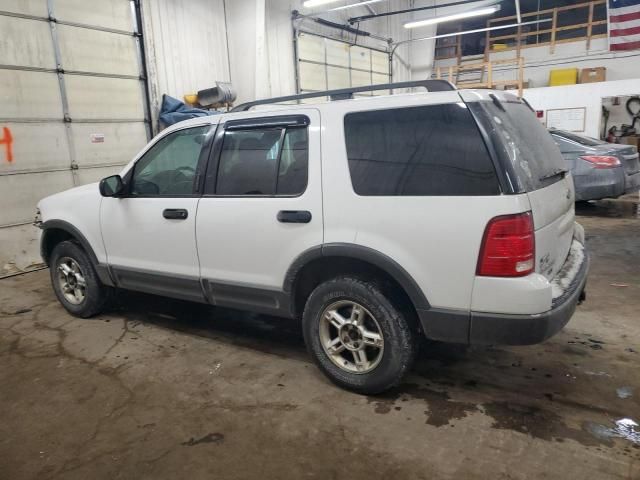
[485,0,607,56]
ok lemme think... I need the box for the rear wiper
[539,168,568,182]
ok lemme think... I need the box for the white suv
[36,81,589,394]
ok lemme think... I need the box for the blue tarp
[158,94,220,127]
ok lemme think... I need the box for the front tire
[302,277,416,395]
[50,240,111,318]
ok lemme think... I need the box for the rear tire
[302,277,416,395]
[50,240,111,318]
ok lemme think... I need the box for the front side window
[131,125,209,195]
[344,104,500,196]
[215,126,308,196]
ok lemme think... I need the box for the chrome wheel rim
[319,300,384,374]
[56,257,86,305]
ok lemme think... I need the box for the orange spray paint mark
[0,127,13,163]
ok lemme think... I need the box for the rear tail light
[580,155,621,168]
[477,212,535,277]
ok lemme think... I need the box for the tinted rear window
[469,101,566,191]
[343,104,500,196]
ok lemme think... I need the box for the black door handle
[277,210,312,224]
[163,208,188,220]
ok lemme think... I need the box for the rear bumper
[625,171,640,194]
[573,169,625,201]
[418,244,589,346]
[468,252,589,345]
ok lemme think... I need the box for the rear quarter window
[468,101,567,192]
[343,104,500,196]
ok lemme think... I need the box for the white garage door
[0,0,151,276]
[297,32,391,97]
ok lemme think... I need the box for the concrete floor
[1,196,639,480]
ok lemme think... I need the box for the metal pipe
[292,10,391,42]
[515,0,521,24]
[131,0,152,139]
[364,3,378,15]
[348,0,490,23]
[293,27,301,94]
[0,266,48,279]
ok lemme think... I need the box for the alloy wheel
[319,300,384,374]
[56,256,87,305]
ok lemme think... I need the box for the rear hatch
[461,91,575,280]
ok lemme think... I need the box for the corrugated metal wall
[141,0,231,132]
[0,0,150,276]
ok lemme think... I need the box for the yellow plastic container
[549,68,578,86]
[183,93,198,105]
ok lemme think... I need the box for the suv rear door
[195,109,322,315]
[463,92,575,280]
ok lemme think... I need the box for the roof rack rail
[231,79,456,112]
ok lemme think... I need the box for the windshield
[550,129,605,146]
[469,100,567,192]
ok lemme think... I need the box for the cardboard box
[620,135,640,149]
[497,81,529,91]
[549,68,578,86]
[580,67,606,83]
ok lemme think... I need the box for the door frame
[195,110,322,316]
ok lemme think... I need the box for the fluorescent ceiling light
[404,5,500,29]
[303,0,343,8]
[328,0,385,12]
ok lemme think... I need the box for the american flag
[609,0,640,51]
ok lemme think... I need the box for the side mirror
[99,175,124,197]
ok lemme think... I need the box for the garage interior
[1,0,639,478]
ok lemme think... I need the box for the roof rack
[231,79,456,112]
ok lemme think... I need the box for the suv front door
[100,124,214,302]
[196,110,322,315]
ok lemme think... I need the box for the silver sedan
[550,129,640,201]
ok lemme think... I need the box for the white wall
[224,0,260,105]
[228,0,413,104]
[406,0,437,81]
[487,38,640,88]
[142,0,230,131]
[517,79,640,138]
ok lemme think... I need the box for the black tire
[49,240,112,318]
[302,277,416,395]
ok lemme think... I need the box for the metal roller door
[0,0,151,276]
[296,32,391,97]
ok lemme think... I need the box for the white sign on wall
[546,107,586,132]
